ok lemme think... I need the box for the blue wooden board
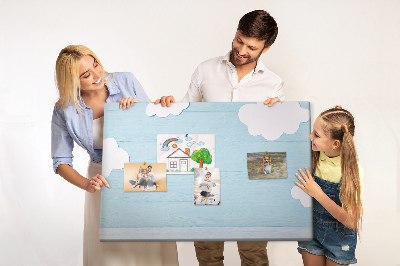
[100,102,312,241]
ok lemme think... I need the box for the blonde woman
[51,45,178,265]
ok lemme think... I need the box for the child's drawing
[247,152,287,180]
[157,134,215,174]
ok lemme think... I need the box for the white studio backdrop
[1,0,399,265]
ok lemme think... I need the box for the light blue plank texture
[100,102,312,241]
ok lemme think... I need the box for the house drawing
[167,148,191,171]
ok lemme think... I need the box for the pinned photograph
[247,151,287,180]
[157,134,215,174]
[123,163,167,192]
[194,168,220,205]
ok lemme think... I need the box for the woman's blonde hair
[55,45,106,110]
[312,105,362,233]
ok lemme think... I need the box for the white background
[1,0,399,265]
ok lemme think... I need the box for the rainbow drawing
[162,138,179,148]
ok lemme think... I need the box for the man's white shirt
[182,52,284,102]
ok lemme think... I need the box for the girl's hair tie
[341,123,349,133]
[335,105,342,109]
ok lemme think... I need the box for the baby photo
[247,151,287,180]
[194,168,220,205]
[123,163,167,192]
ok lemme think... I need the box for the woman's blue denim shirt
[51,72,150,173]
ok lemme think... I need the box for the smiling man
[180,10,283,266]
[181,10,284,108]
[181,10,283,266]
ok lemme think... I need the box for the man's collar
[254,57,266,73]
[222,51,266,73]
[222,51,231,62]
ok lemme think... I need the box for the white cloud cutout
[102,138,129,178]
[146,102,189,118]
[238,102,310,140]
[291,186,312,207]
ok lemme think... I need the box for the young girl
[51,45,178,265]
[295,105,363,266]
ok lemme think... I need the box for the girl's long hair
[55,45,106,111]
[312,105,362,233]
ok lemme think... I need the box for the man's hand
[154,96,175,107]
[263,97,281,107]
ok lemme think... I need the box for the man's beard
[230,46,263,66]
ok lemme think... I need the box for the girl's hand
[86,174,109,193]
[154,96,175,107]
[295,167,324,198]
[120,97,137,110]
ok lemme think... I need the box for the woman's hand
[154,96,175,107]
[295,167,324,198]
[119,97,137,110]
[86,174,109,193]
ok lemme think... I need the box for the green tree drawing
[191,148,212,168]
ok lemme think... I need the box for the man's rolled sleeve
[182,66,203,102]
[51,106,74,174]
[272,81,285,101]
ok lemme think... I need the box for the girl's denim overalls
[298,175,357,265]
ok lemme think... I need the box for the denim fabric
[298,175,357,265]
[130,179,147,187]
[51,72,150,173]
